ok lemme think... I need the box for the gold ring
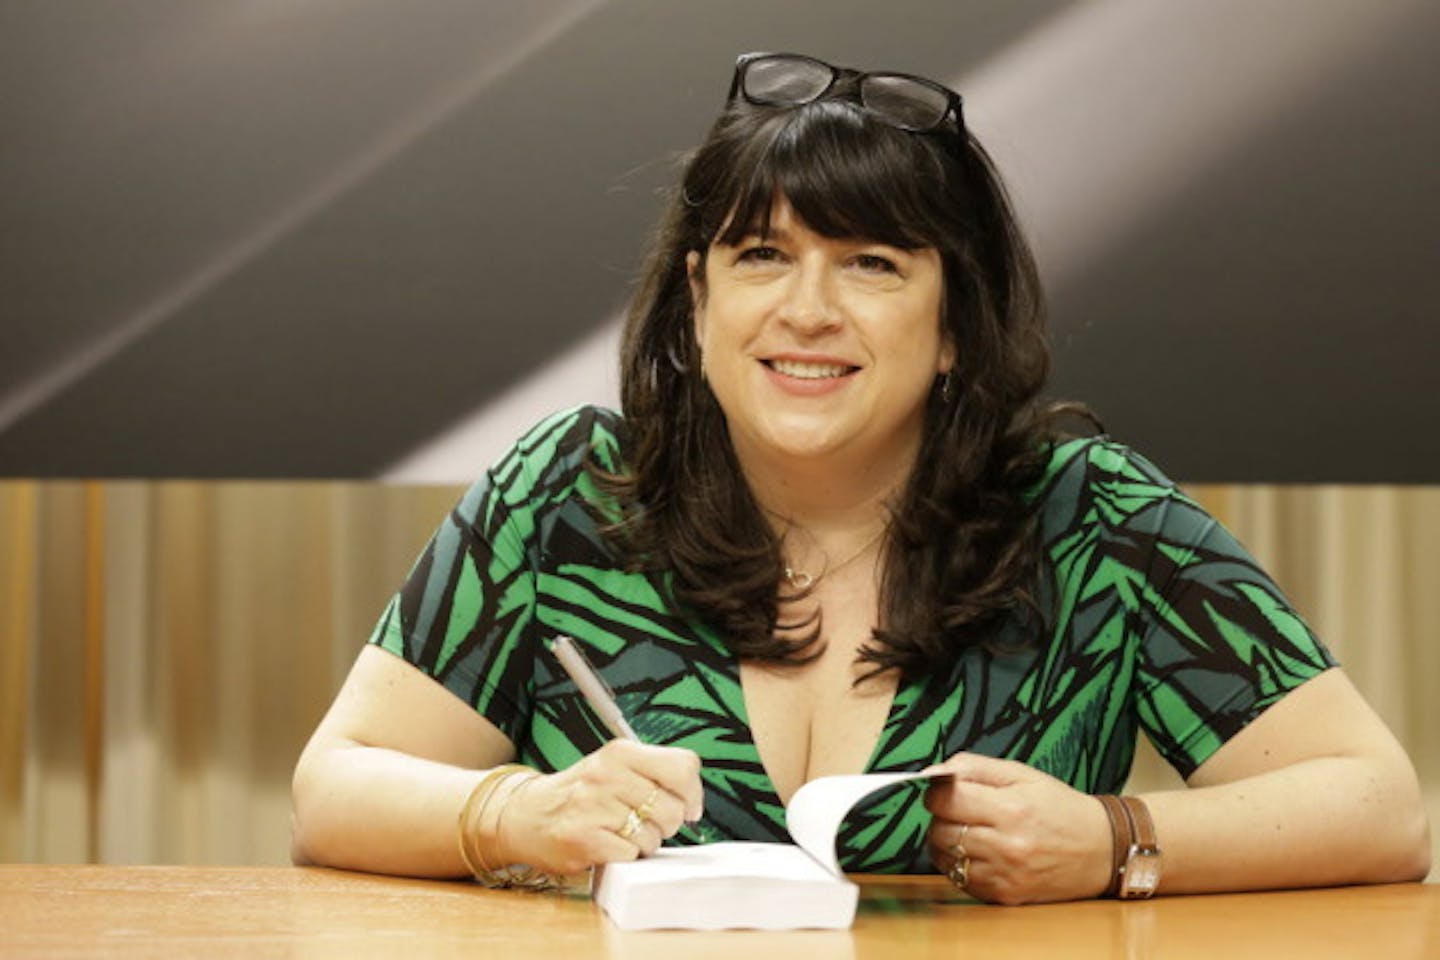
[946,854,971,889]
[634,787,660,823]
[949,823,969,861]
[945,823,971,889]
[618,808,644,841]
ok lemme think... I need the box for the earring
[940,370,953,403]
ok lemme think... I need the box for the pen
[554,636,708,839]
[551,636,639,741]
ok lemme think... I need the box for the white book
[591,771,929,930]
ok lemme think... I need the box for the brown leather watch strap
[1116,795,1162,898]
[1096,794,1131,898]
[1119,795,1157,851]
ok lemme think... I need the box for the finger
[601,796,668,859]
[927,820,999,866]
[923,776,1007,823]
[596,795,650,850]
[931,836,982,899]
[924,752,1038,788]
[628,784,687,839]
[929,823,1009,903]
[579,745,669,801]
[627,818,665,858]
[609,772,687,839]
[520,791,643,874]
[609,741,705,821]
[582,827,645,869]
[932,833,972,875]
[565,751,688,841]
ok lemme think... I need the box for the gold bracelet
[457,766,518,878]
[488,771,558,891]
[457,765,560,891]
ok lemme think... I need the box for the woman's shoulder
[1039,435,1173,485]
[452,405,626,524]
[491,404,626,480]
[506,404,624,458]
[1030,435,1192,533]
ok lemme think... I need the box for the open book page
[784,771,933,874]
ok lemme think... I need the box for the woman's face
[688,198,954,473]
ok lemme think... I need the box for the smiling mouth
[764,358,859,380]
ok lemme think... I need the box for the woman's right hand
[494,740,704,874]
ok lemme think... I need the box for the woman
[291,52,1430,903]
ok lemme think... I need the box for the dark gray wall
[1,0,1435,481]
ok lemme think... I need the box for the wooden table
[1,866,1435,959]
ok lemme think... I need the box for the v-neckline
[728,652,910,809]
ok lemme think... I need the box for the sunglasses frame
[727,51,965,138]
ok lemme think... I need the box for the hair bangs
[710,101,955,251]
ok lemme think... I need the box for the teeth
[769,359,851,379]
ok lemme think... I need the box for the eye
[735,244,784,264]
[852,253,899,274]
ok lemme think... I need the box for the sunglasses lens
[861,75,951,131]
[743,55,833,105]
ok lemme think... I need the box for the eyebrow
[723,223,793,244]
[721,223,915,252]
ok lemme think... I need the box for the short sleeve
[1081,442,1337,779]
[367,406,619,746]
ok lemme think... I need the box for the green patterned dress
[370,405,1334,873]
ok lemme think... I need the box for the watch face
[1120,847,1162,898]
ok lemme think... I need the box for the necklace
[783,527,887,591]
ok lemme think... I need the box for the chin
[753,415,851,460]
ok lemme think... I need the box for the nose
[777,256,841,334]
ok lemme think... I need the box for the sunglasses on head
[727,51,965,140]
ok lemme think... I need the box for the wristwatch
[1097,794,1162,899]
[1116,795,1162,899]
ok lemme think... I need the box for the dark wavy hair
[595,86,1094,679]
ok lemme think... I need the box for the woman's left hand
[923,753,1114,905]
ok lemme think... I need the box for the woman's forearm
[1141,752,1431,895]
[291,738,486,878]
[289,648,705,880]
